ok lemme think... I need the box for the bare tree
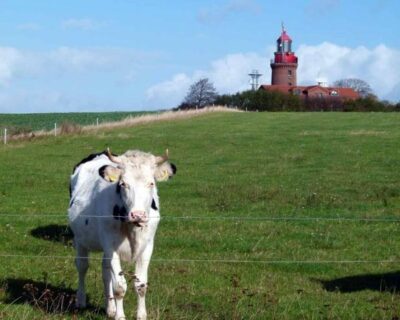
[183,78,217,109]
[333,78,373,98]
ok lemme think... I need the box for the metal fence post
[4,128,7,145]
[54,123,57,136]
[96,118,99,127]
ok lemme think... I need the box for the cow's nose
[129,210,148,224]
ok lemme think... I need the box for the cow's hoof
[76,292,86,309]
[106,302,117,318]
[137,312,147,320]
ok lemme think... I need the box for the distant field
[0,111,152,133]
[0,112,400,319]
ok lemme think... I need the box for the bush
[214,90,398,112]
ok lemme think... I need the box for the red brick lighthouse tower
[270,25,298,86]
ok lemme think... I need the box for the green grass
[0,111,152,134]
[0,112,400,319]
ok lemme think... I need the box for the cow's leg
[134,241,154,320]
[104,251,127,320]
[102,255,117,318]
[75,244,89,308]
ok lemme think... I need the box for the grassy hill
[0,111,400,319]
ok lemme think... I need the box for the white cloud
[0,46,162,112]
[146,52,270,107]
[146,42,400,106]
[0,47,25,86]
[146,73,192,108]
[0,46,151,84]
[62,18,105,31]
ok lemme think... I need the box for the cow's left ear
[155,162,177,182]
[99,165,123,183]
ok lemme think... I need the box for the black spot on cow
[73,150,118,174]
[116,182,121,194]
[171,163,177,175]
[151,199,158,211]
[113,205,127,222]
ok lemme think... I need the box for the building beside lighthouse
[260,26,358,100]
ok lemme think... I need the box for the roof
[259,84,359,99]
[278,30,292,42]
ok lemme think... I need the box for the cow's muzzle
[129,210,148,227]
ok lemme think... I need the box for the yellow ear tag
[161,170,169,181]
[108,174,118,183]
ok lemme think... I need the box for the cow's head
[100,148,176,226]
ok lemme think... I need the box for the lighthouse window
[288,70,292,76]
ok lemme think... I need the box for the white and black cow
[68,148,176,320]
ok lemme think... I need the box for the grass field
[0,111,400,319]
[0,111,151,134]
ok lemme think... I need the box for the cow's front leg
[134,241,155,320]
[104,251,127,320]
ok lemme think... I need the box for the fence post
[96,118,99,127]
[3,128,7,145]
[54,123,57,137]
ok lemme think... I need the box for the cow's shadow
[317,271,400,293]
[30,224,74,246]
[0,278,102,315]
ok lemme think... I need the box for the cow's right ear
[98,165,122,183]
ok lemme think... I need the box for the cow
[68,148,176,320]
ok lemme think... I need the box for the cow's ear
[99,165,122,183]
[155,162,177,182]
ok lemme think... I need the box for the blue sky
[0,0,399,113]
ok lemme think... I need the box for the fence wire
[0,254,399,265]
[0,213,400,222]
[1,212,399,265]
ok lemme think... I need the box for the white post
[4,128,7,145]
[96,118,99,127]
[54,123,57,136]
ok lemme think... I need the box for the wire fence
[0,254,399,265]
[1,211,400,265]
[0,213,400,222]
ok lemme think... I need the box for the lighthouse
[270,25,298,86]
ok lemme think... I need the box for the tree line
[178,78,400,112]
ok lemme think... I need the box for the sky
[0,0,399,113]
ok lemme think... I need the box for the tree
[183,78,217,109]
[332,78,374,98]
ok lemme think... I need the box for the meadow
[0,111,400,319]
[0,111,151,134]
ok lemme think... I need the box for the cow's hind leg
[75,244,89,308]
[102,255,117,318]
